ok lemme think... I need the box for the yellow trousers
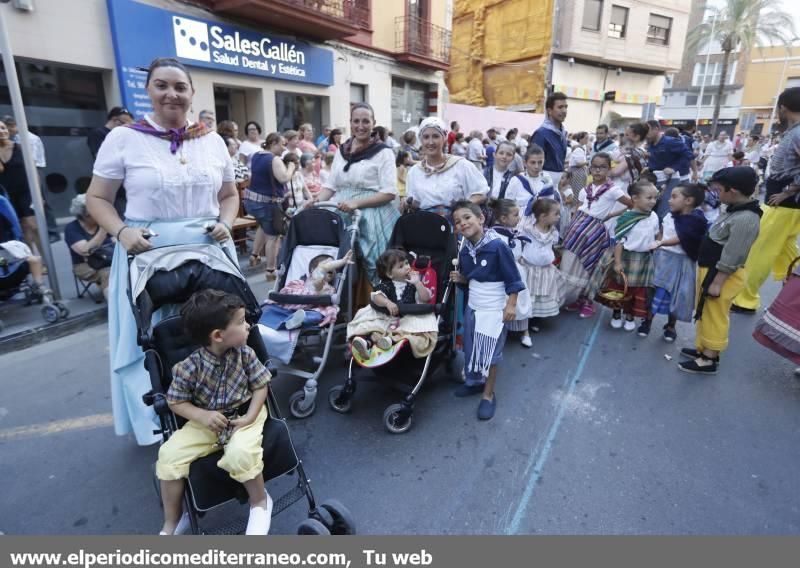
[734,206,800,310]
[156,405,267,483]
[695,267,746,353]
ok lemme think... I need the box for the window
[608,5,628,38]
[582,0,603,31]
[686,95,697,106]
[686,94,713,106]
[647,14,672,45]
[692,62,737,87]
[350,83,367,104]
[786,77,800,89]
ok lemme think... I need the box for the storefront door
[391,77,428,136]
[275,92,323,135]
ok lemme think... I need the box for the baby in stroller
[347,249,437,361]
[0,241,48,295]
[265,250,353,330]
[156,289,273,536]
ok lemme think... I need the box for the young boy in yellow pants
[679,167,762,375]
[156,289,272,535]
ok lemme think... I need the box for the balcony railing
[395,15,451,70]
[196,0,370,40]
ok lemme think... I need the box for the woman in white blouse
[238,121,264,167]
[86,58,238,446]
[316,102,399,287]
[405,118,489,219]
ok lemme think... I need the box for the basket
[595,270,630,310]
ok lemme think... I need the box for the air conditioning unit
[13,0,34,11]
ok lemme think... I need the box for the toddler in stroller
[348,248,437,361]
[156,289,273,536]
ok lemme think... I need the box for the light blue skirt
[108,217,235,445]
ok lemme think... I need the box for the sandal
[265,268,277,281]
[249,254,261,267]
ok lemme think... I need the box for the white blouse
[93,116,234,221]
[405,158,489,210]
[659,212,686,255]
[520,226,559,267]
[578,184,626,221]
[620,211,659,253]
[504,172,555,211]
[322,147,397,196]
[238,139,263,166]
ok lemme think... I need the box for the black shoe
[662,326,677,343]
[730,304,757,315]
[678,358,718,375]
[477,395,496,420]
[679,348,720,363]
[637,319,651,337]
[454,384,485,397]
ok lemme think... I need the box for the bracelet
[116,225,129,240]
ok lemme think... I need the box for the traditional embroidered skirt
[753,272,800,365]
[559,211,610,303]
[651,249,696,322]
[335,187,400,286]
[589,248,654,317]
[526,263,564,318]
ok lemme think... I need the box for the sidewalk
[0,237,271,355]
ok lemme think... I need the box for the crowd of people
[3,53,798,534]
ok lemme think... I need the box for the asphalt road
[1,279,798,535]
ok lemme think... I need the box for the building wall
[551,59,665,132]
[371,0,450,55]
[446,0,553,110]
[739,45,800,134]
[556,0,691,72]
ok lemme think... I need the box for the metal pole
[0,5,60,298]
[767,53,790,135]
[598,67,609,125]
[695,12,717,128]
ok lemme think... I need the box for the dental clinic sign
[107,0,334,117]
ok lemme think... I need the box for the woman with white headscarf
[405,117,489,219]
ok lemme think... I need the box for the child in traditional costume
[450,201,524,421]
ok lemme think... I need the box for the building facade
[1,0,451,216]
[659,0,747,135]
[446,0,691,133]
[738,45,800,136]
[552,0,691,132]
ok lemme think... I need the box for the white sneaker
[245,494,273,535]
[623,319,636,332]
[520,334,533,348]
[351,337,370,359]
[285,309,305,330]
[375,335,393,351]
[610,317,623,329]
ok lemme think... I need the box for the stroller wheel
[320,499,357,535]
[56,302,69,319]
[289,390,316,419]
[41,304,59,324]
[297,518,330,535]
[328,386,352,414]
[383,403,413,435]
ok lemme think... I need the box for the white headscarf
[418,117,448,139]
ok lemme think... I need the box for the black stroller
[129,241,354,534]
[328,211,463,434]
[261,202,359,419]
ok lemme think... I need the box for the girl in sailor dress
[450,200,525,421]
[488,198,533,347]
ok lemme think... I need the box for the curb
[0,306,108,356]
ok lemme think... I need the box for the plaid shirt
[167,345,271,411]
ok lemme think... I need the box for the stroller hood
[129,244,261,344]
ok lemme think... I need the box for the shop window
[582,0,603,31]
[391,77,429,137]
[608,5,628,39]
[647,14,672,45]
[0,59,106,219]
[275,91,323,136]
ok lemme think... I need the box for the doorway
[214,86,254,129]
[275,91,323,134]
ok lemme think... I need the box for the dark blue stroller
[0,190,67,332]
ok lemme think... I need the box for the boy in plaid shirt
[156,289,272,535]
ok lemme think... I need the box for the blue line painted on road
[504,315,604,535]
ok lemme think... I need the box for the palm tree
[686,0,796,136]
